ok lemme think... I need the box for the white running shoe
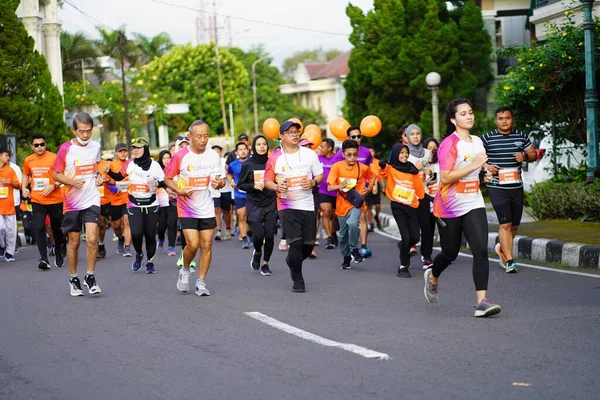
[195,281,210,296]
[177,268,190,292]
[69,277,84,297]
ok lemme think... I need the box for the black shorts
[280,209,317,245]
[246,201,278,224]
[180,217,217,231]
[214,192,233,209]
[62,206,100,233]
[319,194,337,207]
[109,204,127,221]
[488,187,524,226]
[365,192,381,206]
[100,204,111,219]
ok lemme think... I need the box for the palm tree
[132,32,174,66]
[60,32,99,82]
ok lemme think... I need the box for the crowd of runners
[0,98,536,317]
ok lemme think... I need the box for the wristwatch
[312,179,318,187]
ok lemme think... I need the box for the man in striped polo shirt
[482,107,537,273]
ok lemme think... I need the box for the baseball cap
[175,136,190,148]
[130,137,149,148]
[238,134,249,141]
[299,139,313,147]
[279,121,301,134]
[167,141,175,151]
[115,142,127,152]
[211,145,223,151]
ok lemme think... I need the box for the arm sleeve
[107,169,126,181]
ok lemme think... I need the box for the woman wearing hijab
[156,150,178,256]
[237,135,277,276]
[106,138,165,274]
[378,144,424,278]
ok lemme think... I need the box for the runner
[0,148,21,262]
[164,120,225,296]
[482,107,537,273]
[96,158,112,259]
[379,144,424,277]
[108,143,132,257]
[264,120,324,292]
[226,134,249,166]
[421,137,440,269]
[331,126,373,258]
[424,99,501,317]
[317,138,338,249]
[52,112,103,296]
[227,142,250,248]
[106,138,165,274]
[327,139,375,269]
[366,148,383,231]
[157,150,177,256]
[22,134,65,270]
[237,135,277,276]
[211,145,233,241]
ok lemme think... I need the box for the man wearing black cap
[264,121,324,292]
[225,134,249,166]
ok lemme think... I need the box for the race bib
[98,185,105,197]
[253,170,265,184]
[129,184,150,193]
[33,178,49,191]
[0,186,8,199]
[74,162,96,179]
[498,168,521,185]
[392,184,415,205]
[372,183,378,195]
[27,203,32,212]
[340,178,357,193]
[428,182,439,196]
[285,170,309,191]
[456,177,480,196]
[189,174,210,191]
[116,181,129,192]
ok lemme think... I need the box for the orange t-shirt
[0,165,20,214]
[109,158,129,206]
[97,160,113,205]
[327,161,374,217]
[22,152,63,205]
[379,164,424,209]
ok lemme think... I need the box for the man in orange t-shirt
[327,139,375,269]
[22,134,64,269]
[0,147,22,262]
[107,143,132,256]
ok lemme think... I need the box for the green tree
[282,47,344,81]
[61,31,100,82]
[132,32,174,66]
[0,0,67,150]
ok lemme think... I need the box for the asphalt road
[0,228,599,400]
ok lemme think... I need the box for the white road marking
[374,228,600,279]
[244,312,390,360]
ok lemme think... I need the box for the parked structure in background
[279,52,349,141]
[530,0,600,41]
[16,0,63,95]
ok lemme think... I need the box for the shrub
[528,181,600,221]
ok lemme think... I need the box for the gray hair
[188,119,209,134]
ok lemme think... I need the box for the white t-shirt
[219,157,232,193]
[120,159,165,208]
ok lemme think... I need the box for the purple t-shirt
[331,145,373,166]
[318,154,337,197]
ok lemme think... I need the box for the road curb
[378,212,600,270]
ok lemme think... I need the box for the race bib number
[129,184,150,193]
[253,170,265,184]
[456,177,480,196]
[498,168,521,185]
[392,184,415,205]
[286,170,309,191]
[116,181,129,192]
[98,185,105,197]
[189,175,210,191]
[33,178,50,191]
[0,186,8,199]
[340,178,357,193]
[74,162,96,179]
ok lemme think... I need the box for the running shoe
[251,250,261,271]
[351,249,365,264]
[132,253,143,271]
[241,237,250,249]
[70,277,84,297]
[0,245,5,257]
[474,298,502,317]
[97,244,106,259]
[49,245,55,256]
[422,258,433,270]
[341,256,352,270]
[374,215,382,230]
[325,237,336,250]
[505,260,518,274]
[309,249,317,259]
[423,269,438,303]
[117,238,124,254]
[195,280,210,296]
[157,240,164,253]
[177,268,190,292]
[4,253,15,262]
[247,234,254,246]
[122,245,133,257]
[167,246,176,256]
[83,274,101,294]
[60,243,67,258]
[278,239,288,251]
[38,259,51,271]
[359,247,372,258]
[396,266,411,278]
[112,233,118,242]
[177,255,196,270]
[146,262,156,274]
[292,279,306,293]
[495,243,508,269]
[260,264,272,276]
[177,254,183,267]
[409,246,418,255]
[215,232,222,241]
[54,251,65,268]
[224,229,231,240]
[368,224,374,232]
[232,227,239,236]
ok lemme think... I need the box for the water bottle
[280,178,287,199]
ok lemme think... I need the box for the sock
[181,267,190,273]
[70,273,78,279]
[196,278,205,285]
[361,244,367,249]
[506,259,514,264]
[86,270,94,276]
[98,241,104,246]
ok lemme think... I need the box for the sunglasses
[176,136,186,140]
[32,143,46,148]
[131,138,148,145]
[349,134,362,140]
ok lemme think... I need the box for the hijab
[389,143,419,175]
[404,124,425,158]
[251,135,269,164]
[133,145,153,171]
[157,150,170,170]
[423,137,439,164]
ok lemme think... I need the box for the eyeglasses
[284,130,301,136]
[349,134,362,140]
[32,143,46,148]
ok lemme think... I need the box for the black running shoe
[70,277,84,296]
[260,264,272,276]
[97,244,106,259]
[341,256,352,270]
[292,279,306,293]
[325,237,336,250]
[38,259,51,271]
[351,249,365,264]
[251,250,261,271]
[117,238,125,255]
[396,266,411,278]
[83,274,101,294]
[55,251,64,268]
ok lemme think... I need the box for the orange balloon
[329,118,351,141]
[287,118,304,133]
[360,115,382,137]
[262,118,280,140]
[301,126,322,149]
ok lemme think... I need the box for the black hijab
[389,143,419,175]
[133,145,153,171]
[157,150,170,170]
[251,135,269,164]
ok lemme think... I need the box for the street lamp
[426,72,442,141]
[581,0,598,182]
[252,53,273,135]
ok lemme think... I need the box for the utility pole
[117,31,132,156]
[213,1,229,137]
[581,0,599,182]
[81,59,87,95]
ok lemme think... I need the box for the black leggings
[157,204,177,247]
[391,203,420,267]
[432,208,489,291]
[32,202,63,261]
[417,196,435,259]
[286,242,313,282]
[127,206,159,260]
[250,217,277,262]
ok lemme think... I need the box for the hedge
[528,181,600,221]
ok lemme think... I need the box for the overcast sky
[60,0,374,68]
